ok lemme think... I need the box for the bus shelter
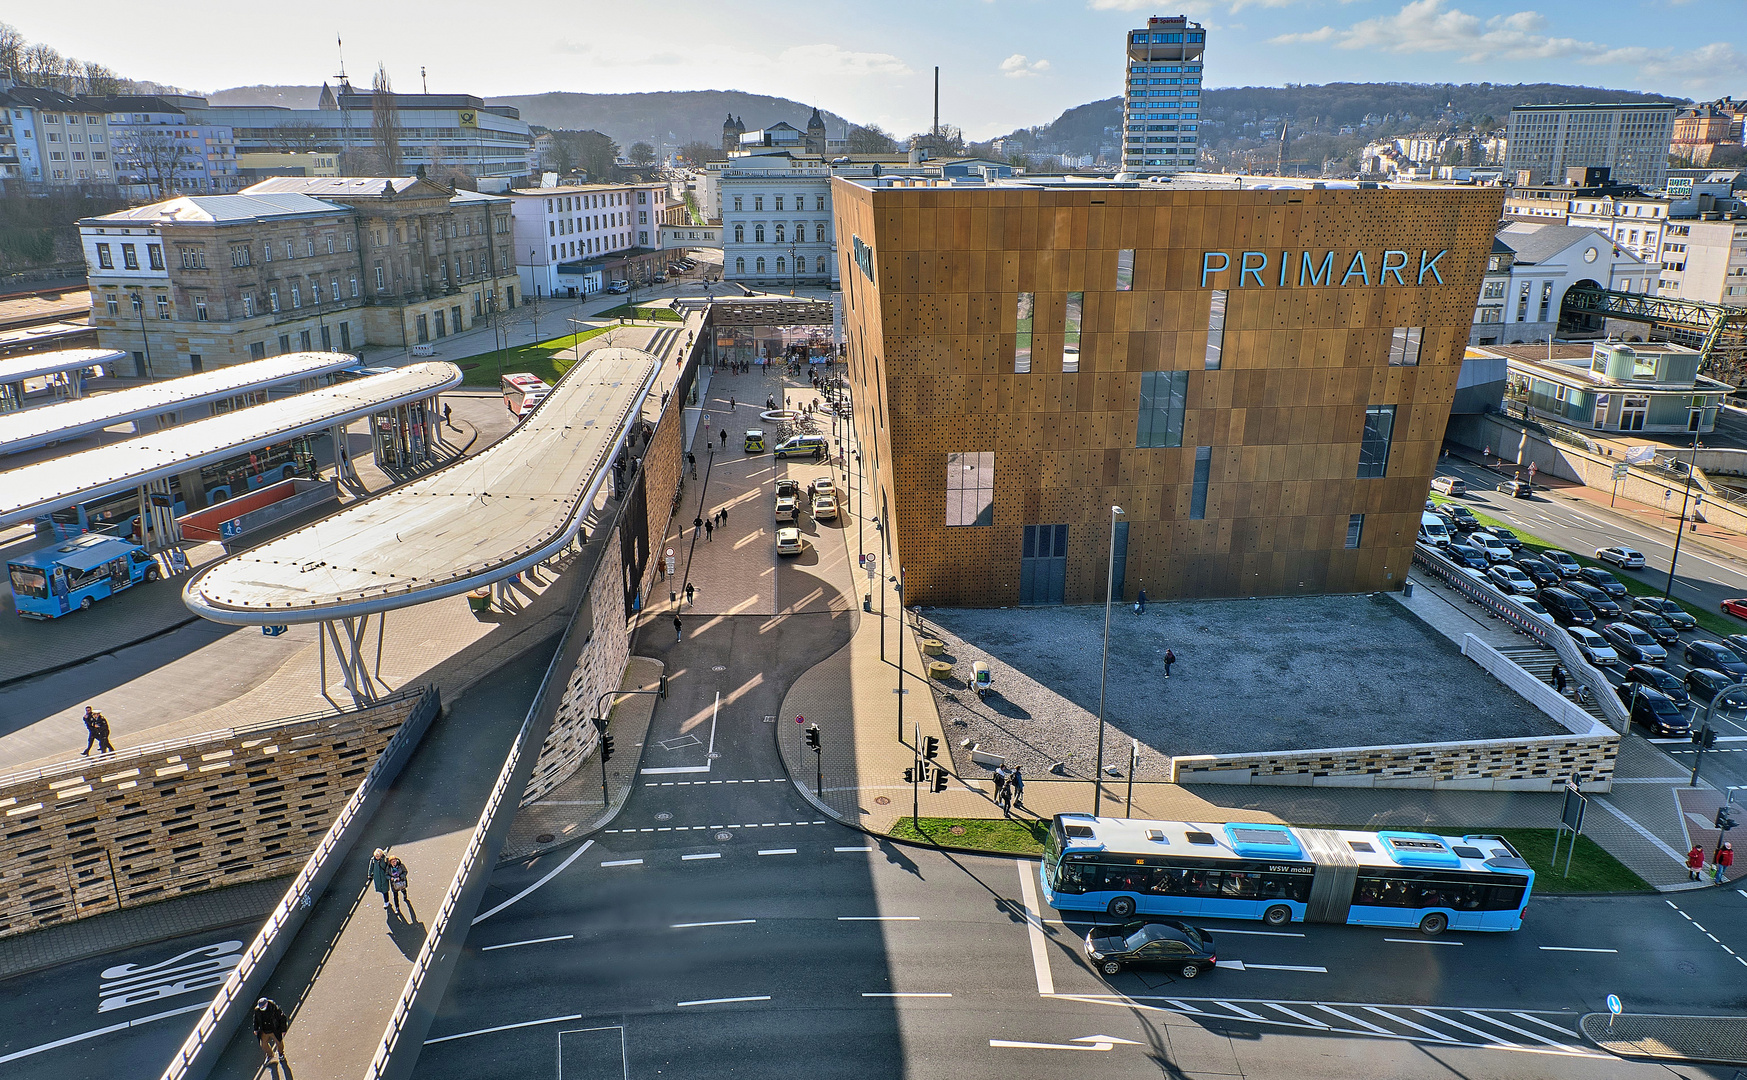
[0,348,126,412]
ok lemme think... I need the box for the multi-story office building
[510,182,671,297]
[720,160,843,288]
[832,174,1503,604]
[1658,213,1747,309]
[1,86,116,187]
[97,95,240,198]
[1121,15,1205,177]
[1504,103,1677,191]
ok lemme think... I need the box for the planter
[927,660,953,680]
[920,637,945,656]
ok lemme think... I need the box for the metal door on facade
[1019,524,1067,605]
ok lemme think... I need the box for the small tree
[628,141,656,167]
[371,63,402,175]
[678,140,723,165]
[267,120,325,154]
[123,125,192,197]
[847,123,897,154]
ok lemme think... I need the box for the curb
[1579,1011,1747,1066]
[0,613,201,691]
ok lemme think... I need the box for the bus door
[50,566,70,616]
[109,557,128,591]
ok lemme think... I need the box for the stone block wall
[1170,731,1619,791]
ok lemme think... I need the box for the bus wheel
[1263,905,1292,927]
[79,596,93,610]
[1419,912,1448,936]
[144,567,160,583]
[1108,896,1136,918]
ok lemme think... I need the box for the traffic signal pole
[593,682,667,812]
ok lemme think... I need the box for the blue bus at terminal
[1043,814,1534,936]
[8,534,161,619]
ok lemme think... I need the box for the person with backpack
[367,848,394,915]
[253,996,290,1069]
[1163,649,1176,679]
[387,855,412,918]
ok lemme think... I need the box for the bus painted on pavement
[8,534,161,618]
[1042,814,1534,936]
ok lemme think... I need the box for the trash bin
[468,587,492,612]
[1402,580,1415,598]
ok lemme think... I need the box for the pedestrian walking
[387,855,413,918]
[1162,649,1176,679]
[720,429,727,448]
[993,766,1013,814]
[1688,843,1707,881]
[729,395,736,410]
[81,706,102,756]
[688,451,697,478]
[367,848,394,914]
[1715,841,1734,884]
[1551,664,1568,696]
[253,996,290,1070]
[694,515,704,538]
[674,615,683,643]
[685,582,695,606]
[705,519,714,541]
[719,508,728,526]
[1134,587,1147,615]
[91,711,115,754]
[1010,765,1025,810]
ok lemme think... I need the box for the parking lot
[920,594,1563,782]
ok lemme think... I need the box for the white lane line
[641,765,710,774]
[1511,1012,1584,1039]
[1462,1010,1569,1048]
[839,915,921,921]
[1385,938,1463,946]
[758,848,797,856]
[681,853,722,861]
[836,846,873,852]
[673,919,755,928]
[1365,1006,1455,1041]
[1267,1004,1329,1028]
[601,859,643,867]
[1414,1009,1508,1046]
[677,995,771,1007]
[480,934,575,952]
[1317,1005,1393,1034]
[1016,860,1055,996]
[1207,928,1305,938]
[472,840,593,925]
[1243,964,1329,972]
[424,1013,584,1046]
[862,992,953,997]
[0,1001,210,1064]
[1539,946,1618,953]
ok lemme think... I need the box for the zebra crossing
[1054,995,1601,1056]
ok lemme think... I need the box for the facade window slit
[945,452,994,527]
[1137,370,1187,448]
[1063,292,1083,372]
[1345,513,1364,549]
[1357,405,1397,478]
[1189,447,1211,520]
[1115,249,1134,291]
[1205,289,1226,369]
[1015,292,1034,373]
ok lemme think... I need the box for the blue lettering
[1279,251,1289,287]
[1239,251,1268,287]
[1299,251,1334,287]
[1380,250,1409,285]
[1201,251,1229,288]
[1341,251,1370,287]
[1418,249,1446,285]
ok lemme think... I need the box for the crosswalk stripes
[1066,996,1600,1056]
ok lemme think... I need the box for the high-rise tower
[1122,16,1205,177]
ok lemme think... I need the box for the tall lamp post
[1093,505,1125,817]
[1665,428,1705,600]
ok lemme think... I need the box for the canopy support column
[320,614,383,704]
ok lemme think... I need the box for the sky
[12,1,1743,140]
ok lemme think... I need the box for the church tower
[805,107,826,156]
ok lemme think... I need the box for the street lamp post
[1664,429,1705,600]
[1093,505,1125,817]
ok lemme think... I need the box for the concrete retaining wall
[1462,634,1609,736]
[1170,730,1618,791]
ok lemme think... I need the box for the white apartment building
[1658,214,1747,308]
[511,182,669,297]
[1121,15,1205,177]
[718,157,840,288]
[1,86,115,187]
[1504,103,1677,191]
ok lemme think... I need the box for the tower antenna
[932,66,939,140]
[421,66,428,94]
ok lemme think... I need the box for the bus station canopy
[0,362,461,528]
[0,352,363,456]
[184,348,659,624]
[0,348,128,386]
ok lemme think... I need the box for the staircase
[1497,644,1611,725]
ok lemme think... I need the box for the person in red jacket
[1687,844,1706,881]
[1714,841,1734,884]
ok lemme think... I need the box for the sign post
[1606,994,1622,1032]
[1610,462,1628,507]
[1551,780,1587,877]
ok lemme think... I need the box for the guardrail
[1461,634,1610,736]
[1410,544,1628,731]
[157,685,440,1080]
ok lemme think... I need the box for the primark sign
[1201,249,1448,289]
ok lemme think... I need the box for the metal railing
[157,685,440,1080]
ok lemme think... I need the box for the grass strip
[452,326,614,387]
[888,816,1049,855]
[596,304,683,322]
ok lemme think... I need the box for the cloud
[1000,54,1051,78]
[775,43,912,79]
[549,40,684,66]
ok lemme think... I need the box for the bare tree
[370,63,402,175]
[628,141,656,167]
[0,21,25,78]
[121,125,191,197]
[74,60,122,97]
[16,41,66,88]
[846,124,897,154]
[678,140,723,166]
[264,120,325,154]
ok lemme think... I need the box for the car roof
[1568,626,1603,641]
[777,527,800,539]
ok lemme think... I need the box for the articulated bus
[44,436,320,541]
[1042,814,1534,937]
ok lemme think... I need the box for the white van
[1418,512,1452,548]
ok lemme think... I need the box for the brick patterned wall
[1170,732,1619,792]
[0,694,424,939]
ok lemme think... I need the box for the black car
[1498,479,1533,498]
[1621,664,1688,706]
[1538,588,1596,628]
[1447,544,1490,571]
[1686,667,1739,705]
[1627,687,1691,737]
[1601,623,1667,665]
[1724,635,1747,664]
[1633,596,1697,631]
[1624,608,1681,645]
[1085,919,1217,979]
[1564,581,1622,619]
[1686,640,1747,678]
[1474,526,1522,552]
[1442,505,1482,530]
[1576,567,1629,599]
[1512,556,1562,589]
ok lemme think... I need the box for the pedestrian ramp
[1497,645,1612,725]
[1053,995,1602,1056]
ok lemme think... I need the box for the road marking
[990,1036,1139,1052]
[862,992,952,997]
[677,995,770,1007]
[1364,1006,1454,1041]
[839,915,920,921]
[1538,946,1617,953]
[681,853,722,861]
[1215,1001,1266,1020]
[423,1013,584,1046]
[1592,796,1690,864]
[1016,860,1055,995]
[835,845,872,852]
[481,934,575,952]
[0,1002,211,1064]
[758,848,797,856]
[1385,938,1463,946]
[1462,1010,1569,1048]
[672,919,755,928]
[1243,963,1329,972]
[1511,1012,1583,1039]
[1206,928,1305,938]
[1317,1005,1392,1034]
[641,765,710,774]
[601,859,643,867]
[473,840,594,925]
[1414,1008,1508,1045]
[1268,1004,1329,1027]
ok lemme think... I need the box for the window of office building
[1063,291,1083,372]
[1345,513,1364,549]
[148,244,163,270]
[1110,520,1130,599]
[1015,292,1034,373]
[155,294,169,320]
[96,243,113,269]
[1137,370,1188,448]
[945,452,994,527]
[194,298,208,321]
[104,293,118,316]
[1357,405,1396,478]
[1205,290,1226,370]
[1116,249,1134,291]
[122,243,138,270]
[1189,447,1212,519]
[1387,327,1422,366]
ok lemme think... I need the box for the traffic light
[1703,727,1719,750]
[806,725,821,751]
[931,767,949,793]
[904,767,916,784]
[1717,806,1738,832]
[923,736,940,761]
[591,716,608,734]
[658,674,668,699]
[601,733,616,763]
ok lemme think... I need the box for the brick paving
[1581,1013,1747,1066]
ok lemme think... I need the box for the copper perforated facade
[833,178,1505,605]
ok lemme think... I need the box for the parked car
[1516,597,1555,623]
[1624,608,1681,645]
[1627,687,1691,737]
[1632,596,1697,631]
[1431,476,1468,495]
[1600,622,1667,666]
[809,477,836,499]
[1621,664,1688,707]
[1565,626,1619,666]
[1564,581,1622,619]
[1446,544,1490,571]
[1475,526,1522,552]
[1084,920,1217,979]
[811,494,838,520]
[1487,565,1537,596]
[652,273,667,283]
[1685,640,1747,678]
[1595,546,1646,569]
[773,433,829,460]
[1723,635,1747,663]
[775,527,806,556]
[1498,479,1533,498]
[1723,598,1747,620]
[774,495,799,524]
[1512,556,1561,589]
[1470,533,1513,563]
[1419,512,1453,549]
[1541,549,1584,578]
[1442,505,1482,531]
[1685,667,1739,705]
[774,478,802,500]
[1538,588,1597,628]
[1576,567,1629,599]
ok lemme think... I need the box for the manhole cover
[1679,960,1699,975]
[713,665,727,671]
[535,833,555,844]
[874,796,891,805]
[656,812,672,821]
[949,825,966,835]
[707,752,721,759]
[715,831,732,841]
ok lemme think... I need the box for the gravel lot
[919,594,1562,783]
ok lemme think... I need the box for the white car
[1430,476,1468,496]
[1516,597,1556,623]
[1566,626,1620,667]
[1596,546,1646,569]
[1471,534,1513,563]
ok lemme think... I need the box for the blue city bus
[1042,814,1534,936]
[8,534,162,619]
